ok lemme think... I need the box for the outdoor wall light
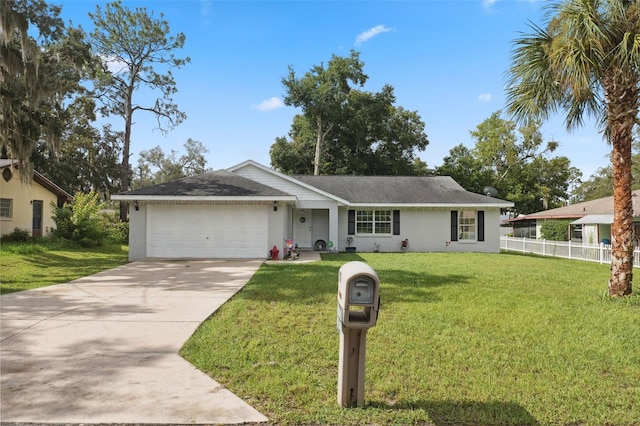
[273,201,278,212]
[134,200,139,211]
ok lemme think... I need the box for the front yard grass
[0,241,129,294]
[181,252,640,425]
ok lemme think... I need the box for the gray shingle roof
[114,165,512,207]
[295,175,512,205]
[118,170,291,197]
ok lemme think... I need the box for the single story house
[0,159,72,238]
[509,189,640,244]
[111,160,514,261]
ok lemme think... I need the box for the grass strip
[181,252,640,425]
[0,241,129,294]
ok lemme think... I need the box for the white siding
[147,205,267,258]
[338,207,503,253]
[268,204,288,259]
[311,209,329,248]
[128,203,147,261]
[233,164,332,202]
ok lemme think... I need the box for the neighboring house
[510,189,640,244]
[111,160,513,261]
[0,160,72,238]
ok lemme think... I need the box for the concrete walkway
[0,259,269,425]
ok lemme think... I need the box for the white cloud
[200,0,211,15]
[252,97,284,111]
[355,25,392,46]
[482,0,497,9]
[101,55,128,74]
[478,93,493,103]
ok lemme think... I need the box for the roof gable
[228,160,349,204]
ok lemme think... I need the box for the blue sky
[59,0,611,179]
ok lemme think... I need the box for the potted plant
[346,236,356,253]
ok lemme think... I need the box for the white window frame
[0,198,13,219]
[356,209,392,236]
[458,210,476,241]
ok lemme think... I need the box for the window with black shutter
[348,210,355,235]
[450,211,458,241]
[451,210,483,242]
[393,210,400,235]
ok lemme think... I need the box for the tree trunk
[314,117,322,176]
[609,133,633,296]
[119,85,134,222]
[119,129,131,221]
[606,71,637,297]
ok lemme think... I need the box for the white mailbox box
[337,261,380,329]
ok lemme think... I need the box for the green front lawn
[0,241,129,294]
[181,252,640,425]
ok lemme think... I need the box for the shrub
[1,228,32,243]
[102,210,129,244]
[52,191,111,247]
[540,219,571,241]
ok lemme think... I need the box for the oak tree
[435,112,580,215]
[275,52,428,176]
[281,50,367,175]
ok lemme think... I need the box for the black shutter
[450,211,458,241]
[477,211,485,241]
[393,210,400,235]
[348,210,355,235]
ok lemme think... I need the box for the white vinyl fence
[500,236,640,267]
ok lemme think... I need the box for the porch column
[329,205,339,251]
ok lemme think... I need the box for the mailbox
[336,261,380,408]
[337,261,380,329]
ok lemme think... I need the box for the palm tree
[506,0,640,297]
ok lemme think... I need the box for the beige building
[0,160,72,238]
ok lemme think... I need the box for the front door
[293,209,312,248]
[32,200,43,238]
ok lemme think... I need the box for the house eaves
[111,195,296,202]
[571,214,614,225]
[0,159,72,201]
[33,170,73,201]
[349,202,516,209]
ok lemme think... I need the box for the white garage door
[147,204,268,258]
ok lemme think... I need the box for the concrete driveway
[0,259,269,425]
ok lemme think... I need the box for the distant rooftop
[516,189,640,220]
